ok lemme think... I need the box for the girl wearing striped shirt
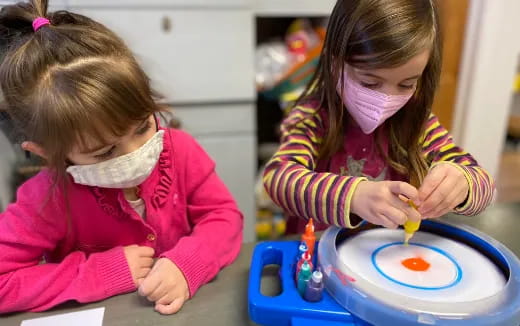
[263,0,495,234]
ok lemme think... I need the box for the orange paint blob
[401,257,430,272]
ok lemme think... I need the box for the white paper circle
[337,229,506,302]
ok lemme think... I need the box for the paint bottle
[303,269,324,302]
[296,241,308,265]
[302,218,316,257]
[403,201,421,245]
[297,260,312,296]
[295,242,308,281]
[296,251,313,281]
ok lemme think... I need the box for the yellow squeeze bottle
[403,201,421,245]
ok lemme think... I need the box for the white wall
[452,0,520,178]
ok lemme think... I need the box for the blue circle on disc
[371,242,463,290]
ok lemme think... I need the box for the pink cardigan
[0,128,243,313]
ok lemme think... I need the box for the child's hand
[123,245,155,287]
[351,181,421,229]
[418,163,469,219]
[138,258,190,315]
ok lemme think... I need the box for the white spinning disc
[337,229,506,302]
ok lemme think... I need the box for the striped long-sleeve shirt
[263,105,495,233]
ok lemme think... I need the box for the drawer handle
[162,16,172,33]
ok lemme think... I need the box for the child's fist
[138,258,190,315]
[419,163,469,219]
[123,245,155,287]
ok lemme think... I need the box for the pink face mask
[336,69,414,134]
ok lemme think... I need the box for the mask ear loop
[153,113,160,131]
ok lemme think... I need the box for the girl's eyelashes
[92,120,151,160]
[359,81,416,90]
[360,82,380,89]
[136,120,152,135]
[399,84,416,89]
[94,145,116,159]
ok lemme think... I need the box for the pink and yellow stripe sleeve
[422,114,495,216]
[263,106,366,228]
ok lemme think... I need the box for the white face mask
[66,130,165,189]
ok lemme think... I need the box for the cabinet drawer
[0,0,67,9]
[165,103,255,136]
[68,0,251,8]
[254,0,335,16]
[72,8,255,103]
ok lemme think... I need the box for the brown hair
[295,0,442,186]
[0,0,162,182]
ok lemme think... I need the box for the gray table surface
[2,202,520,326]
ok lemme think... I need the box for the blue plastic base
[248,240,371,326]
[248,221,520,326]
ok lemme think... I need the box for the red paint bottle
[296,251,313,281]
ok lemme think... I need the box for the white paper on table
[20,307,105,326]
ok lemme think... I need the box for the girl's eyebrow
[402,75,421,81]
[359,72,421,82]
[359,72,385,80]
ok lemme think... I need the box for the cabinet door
[72,8,255,103]
[196,135,256,243]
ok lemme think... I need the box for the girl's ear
[21,141,48,160]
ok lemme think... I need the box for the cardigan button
[147,234,156,241]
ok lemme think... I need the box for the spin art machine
[248,220,520,326]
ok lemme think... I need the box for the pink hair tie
[32,17,50,32]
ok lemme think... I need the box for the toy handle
[248,243,285,301]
